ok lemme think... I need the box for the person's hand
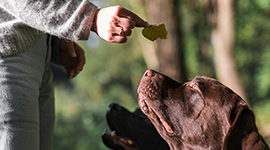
[59,40,86,79]
[92,5,149,43]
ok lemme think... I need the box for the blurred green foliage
[234,0,270,105]
[52,0,270,149]
[52,17,147,150]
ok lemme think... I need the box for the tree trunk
[211,0,247,101]
[143,0,185,83]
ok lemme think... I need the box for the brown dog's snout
[109,103,121,112]
[143,69,155,78]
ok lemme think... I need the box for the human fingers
[117,17,133,37]
[109,34,127,43]
[97,27,129,43]
[118,7,149,28]
[118,27,132,37]
[95,6,142,43]
[73,43,86,71]
[65,44,85,79]
[118,17,135,29]
[122,28,132,36]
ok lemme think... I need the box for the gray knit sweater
[0,0,97,57]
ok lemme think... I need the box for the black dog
[137,69,269,150]
[102,103,169,150]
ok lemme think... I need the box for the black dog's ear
[222,99,269,150]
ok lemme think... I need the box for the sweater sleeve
[1,0,97,41]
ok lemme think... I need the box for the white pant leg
[0,34,55,150]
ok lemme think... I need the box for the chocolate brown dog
[102,103,169,150]
[137,69,269,150]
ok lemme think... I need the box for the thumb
[118,7,149,28]
[65,41,77,57]
[135,19,149,28]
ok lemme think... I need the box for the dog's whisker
[127,140,133,144]
[110,131,116,136]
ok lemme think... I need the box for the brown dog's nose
[109,103,120,112]
[143,69,155,78]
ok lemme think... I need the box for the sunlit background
[52,0,270,149]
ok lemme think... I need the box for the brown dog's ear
[222,99,269,150]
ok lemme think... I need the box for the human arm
[1,1,148,43]
[1,0,97,41]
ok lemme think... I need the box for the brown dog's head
[137,69,269,150]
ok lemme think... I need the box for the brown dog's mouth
[138,93,173,134]
[102,129,138,150]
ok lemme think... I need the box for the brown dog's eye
[189,83,198,90]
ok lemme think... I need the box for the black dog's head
[137,69,269,150]
[102,103,169,150]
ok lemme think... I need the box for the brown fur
[137,69,269,150]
